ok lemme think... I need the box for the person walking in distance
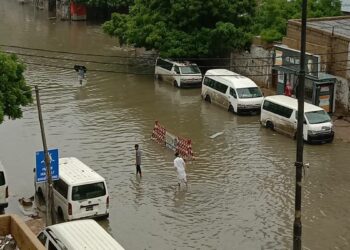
[174,152,187,187]
[135,144,142,177]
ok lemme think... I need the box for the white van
[37,219,125,250]
[35,157,109,221]
[155,58,202,88]
[260,95,334,143]
[0,161,8,210]
[201,69,264,114]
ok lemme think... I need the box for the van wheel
[57,207,65,222]
[266,121,274,130]
[173,80,181,88]
[205,95,211,103]
[228,105,234,113]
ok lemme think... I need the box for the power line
[2,51,139,67]
[24,61,152,75]
[2,42,350,61]
[3,44,350,75]
[3,46,350,70]
[5,49,350,71]
[0,44,155,59]
[23,60,350,78]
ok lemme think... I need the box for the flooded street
[0,1,350,249]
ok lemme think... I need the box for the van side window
[204,77,228,94]
[216,82,228,94]
[156,59,173,71]
[263,100,293,118]
[37,232,47,245]
[174,66,180,74]
[230,88,237,98]
[203,77,213,88]
[48,241,58,250]
[53,179,68,199]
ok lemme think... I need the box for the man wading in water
[135,144,142,177]
[174,152,187,187]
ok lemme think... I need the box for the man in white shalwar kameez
[174,152,187,187]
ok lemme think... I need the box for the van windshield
[180,65,201,74]
[72,182,106,201]
[236,87,262,98]
[305,110,331,124]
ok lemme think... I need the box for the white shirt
[174,157,186,179]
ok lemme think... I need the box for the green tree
[0,52,32,124]
[103,0,256,57]
[253,0,342,43]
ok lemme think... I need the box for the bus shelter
[272,45,336,113]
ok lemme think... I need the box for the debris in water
[210,132,224,139]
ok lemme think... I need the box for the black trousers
[136,165,142,175]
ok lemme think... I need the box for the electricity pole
[294,0,307,249]
[35,86,56,226]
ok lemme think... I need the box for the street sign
[36,149,59,183]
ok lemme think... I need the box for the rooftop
[306,17,350,40]
[59,157,105,185]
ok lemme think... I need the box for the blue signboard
[36,149,59,183]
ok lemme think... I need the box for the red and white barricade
[151,121,194,160]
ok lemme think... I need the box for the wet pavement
[0,1,350,249]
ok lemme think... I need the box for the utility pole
[294,0,307,249]
[35,86,56,226]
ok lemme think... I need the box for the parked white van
[260,95,334,143]
[0,161,8,210]
[37,219,125,250]
[35,157,109,221]
[201,69,264,114]
[155,58,202,88]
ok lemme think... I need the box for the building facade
[282,16,350,113]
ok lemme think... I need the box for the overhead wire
[2,44,350,79]
[22,60,350,78]
[2,43,350,61]
[4,49,350,71]
[3,45,350,71]
[0,44,155,59]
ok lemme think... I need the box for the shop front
[272,45,336,113]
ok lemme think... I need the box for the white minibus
[155,58,202,88]
[0,161,8,210]
[35,157,109,221]
[37,219,125,250]
[201,69,264,114]
[260,95,334,143]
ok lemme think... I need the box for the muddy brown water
[0,1,350,249]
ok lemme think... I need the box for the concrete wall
[334,75,350,112]
[230,44,273,88]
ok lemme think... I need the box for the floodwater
[0,1,349,249]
